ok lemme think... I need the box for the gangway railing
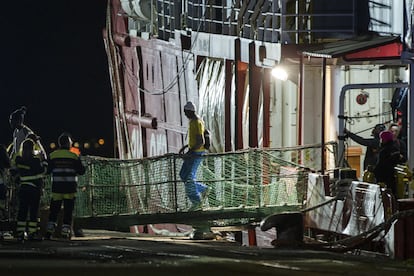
[153,0,396,44]
[42,143,338,231]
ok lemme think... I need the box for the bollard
[260,212,303,247]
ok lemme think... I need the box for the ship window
[152,65,155,84]
[146,63,149,81]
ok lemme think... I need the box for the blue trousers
[179,151,207,204]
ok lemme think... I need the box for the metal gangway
[46,143,337,233]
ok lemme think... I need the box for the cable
[301,196,338,213]
[338,110,392,123]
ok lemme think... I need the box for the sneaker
[45,222,56,240]
[44,232,52,240]
[28,232,43,241]
[61,224,71,239]
[16,232,26,242]
[188,202,202,211]
[0,208,7,221]
[73,228,84,237]
[200,186,210,203]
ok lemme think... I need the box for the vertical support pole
[321,58,326,174]
[409,63,414,170]
[225,60,232,152]
[173,154,178,212]
[248,41,260,148]
[263,68,271,147]
[298,56,303,146]
[235,38,246,150]
[137,46,147,157]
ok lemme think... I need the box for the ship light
[271,66,288,81]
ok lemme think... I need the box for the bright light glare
[271,66,288,81]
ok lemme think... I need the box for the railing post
[173,154,178,212]
[257,149,264,207]
[90,160,95,216]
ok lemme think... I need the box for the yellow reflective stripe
[20,174,45,181]
[50,149,79,160]
[52,176,78,182]
[53,168,76,173]
[17,221,26,232]
[51,193,76,200]
[16,164,30,170]
[27,221,38,233]
[21,182,37,188]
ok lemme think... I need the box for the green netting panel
[42,142,337,219]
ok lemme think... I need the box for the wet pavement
[0,230,413,276]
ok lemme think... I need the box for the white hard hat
[184,101,196,112]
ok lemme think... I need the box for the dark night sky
[0,1,114,157]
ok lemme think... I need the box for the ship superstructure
[106,0,412,168]
[78,0,414,258]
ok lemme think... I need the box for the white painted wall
[302,66,323,145]
[268,77,297,148]
[369,0,404,36]
[278,64,400,175]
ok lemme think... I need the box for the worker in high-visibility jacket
[9,107,34,160]
[8,107,47,166]
[45,133,85,239]
[15,139,48,241]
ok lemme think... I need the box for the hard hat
[58,132,73,148]
[22,138,35,152]
[184,101,196,112]
[372,123,386,138]
[374,124,386,133]
[9,106,27,122]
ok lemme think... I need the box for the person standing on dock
[45,133,85,239]
[8,106,47,163]
[15,138,47,241]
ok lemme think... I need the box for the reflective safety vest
[15,156,47,189]
[48,149,86,194]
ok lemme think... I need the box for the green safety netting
[42,142,337,221]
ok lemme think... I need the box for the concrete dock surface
[0,230,413,276]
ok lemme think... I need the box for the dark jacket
[347,132,380,170]
[374,142,402,196]
[15,155,47,189]
[393,139,407,163]
[48,149,85,194]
